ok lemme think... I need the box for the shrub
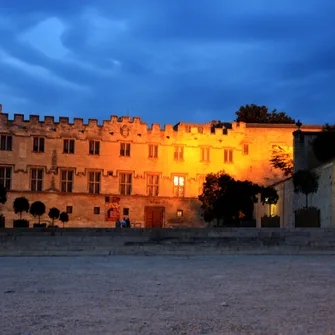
[30,201,46,224]
[293,170,319,208]
[48,207,60,226]
[13,197,30,220]
[59,212,69,228]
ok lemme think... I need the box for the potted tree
[292,170,320,227]
[260,186,280,227]
[13,197,30,228]
[0,185,7,228]
[59,211,69,228]
[48,207,60,227]
[30,201,46,228]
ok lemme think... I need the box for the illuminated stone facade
[0,104,322,227]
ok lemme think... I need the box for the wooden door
[145,207,164,228]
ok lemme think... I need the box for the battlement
[1,105,314,139]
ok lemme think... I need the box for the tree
[0,184,7,205]
[270,145,293,176]
[292,170,319,208]
[235,104,295,124]
[260,186,279,216]
[29,201,46,224]
[59,212,69,228]
[48,207,60,226]
[13,197,30,220]
[312,124,335,163]
[199,171,261,226]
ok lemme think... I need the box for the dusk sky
[0,0,334,126]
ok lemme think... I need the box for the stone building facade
[255,130,335,228]
[0,104,322,227]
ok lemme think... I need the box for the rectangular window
[123,208,129,216]
[0,135,12,151]
[198,127,204,134]
[176,209,183,217]
[61,170,74,193]
[63,139,75,154]
[88,171,101,194]
[120,143,131,157]
[147,174,159,196]
[89,140,100,155]
[66,206,73,214]
[173,176,185,197]
[174,146,184,161]
[30,168,43,191]
[224,149,233,163]
[0,166,12,190]
[148,144,158,158]
[185,126,191,133]
[94,207,100,215]
[243,144,249,155]
[33,137,45,153]
[200,148,210,162]
[119,173,132,195]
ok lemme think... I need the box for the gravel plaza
[1,255,335,335]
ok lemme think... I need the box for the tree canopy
[30,201,46,224]
[270,145,293,176]
[235,104,295,124]
[198,171,261,226]
[59,212,69,228]
[292,170,319,208]
[13,197,30,220]
[260,186,279,206]
[312,124,335,163]
[48,207,60,226]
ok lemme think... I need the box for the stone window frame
[200,147,210,162]
[120,142,131,157]
[88,170,101,194]
[224,148,234,164]
[243,143,249,155]
[119,172,132,195]
[30,167,44,192]
[148,144,158,159]
[89,140,100,155]
[146,173,159,196]
[0,134,12,151]
[66,206,73,214]
[0,165,12,190]
[94,207,100,215]
[63,139,75,154]
[60,169,74,193]
[172,174,187,197]
[173,145,184,161]
[32,136,45,153]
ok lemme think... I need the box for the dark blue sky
[0,0,334,125]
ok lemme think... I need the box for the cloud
[0,0,334,125]
[0,49,88,91]
[19,17,70,59]
[18,15,122,78]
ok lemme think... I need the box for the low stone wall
[2,228,335,256]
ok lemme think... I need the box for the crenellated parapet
[0,105,248,143]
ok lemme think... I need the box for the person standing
[121,217,126,228]
[126,217,131,228]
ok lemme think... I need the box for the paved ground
[1,256,335,335]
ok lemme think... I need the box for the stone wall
[255,160,335,228]
[0,108,322,227]
[2,228,335,256]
